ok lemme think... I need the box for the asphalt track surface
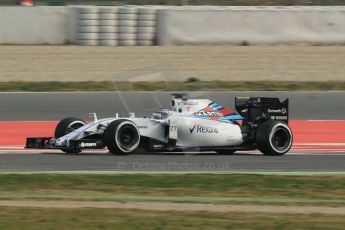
[0,152,344,172]
[0,92,344,172]
[1,91,345,120]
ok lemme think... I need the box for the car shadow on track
[40,151,259,156]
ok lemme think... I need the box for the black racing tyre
[256,120,293,156]
[104,119,140,155]
[133,137,149,154]
[215,149,236,155]
[54,117,86,154]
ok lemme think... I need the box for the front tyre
[54,117,86,154]
[256,121,293,156]
[104,119,140,155]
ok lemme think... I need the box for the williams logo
[176,101,198,106]
[189,124,218,134]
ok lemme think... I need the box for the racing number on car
[169,125,177,140]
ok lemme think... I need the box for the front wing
[25,137,105,150]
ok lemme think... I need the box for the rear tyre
[54,117,86,154]
[104,119,140,155]
[256,121,293,156]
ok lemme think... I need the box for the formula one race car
[26,94,292,156]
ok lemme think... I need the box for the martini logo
[194,111,222,117]
[189,124,218,134]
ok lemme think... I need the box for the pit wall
[0,6,345,45]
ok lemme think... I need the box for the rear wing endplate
[235,97,289,124]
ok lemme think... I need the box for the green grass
[0,78,345,92]
[0,173,344,229]
[1,81,345,91]
[0,207,343,230]
[0,174,344,204]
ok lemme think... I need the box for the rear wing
[235,97,289,124]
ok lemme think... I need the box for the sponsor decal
[281,107,287,114]
[189,124,196,133]
[137,125,148,129]
[270,116,288,120]
[80,142,97,147]
[194,111,222,117]
[268,108,287,114]
[189,124,218,134]
[153,144,164,149]
[175,101,199,106]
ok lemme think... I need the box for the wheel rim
[65,121,85,134]
[116,123,140,152]
[270,126,292,153]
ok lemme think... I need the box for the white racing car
[26,94,293,155]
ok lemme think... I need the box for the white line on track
[0,146,24,149]
[0,171,344,175]
[292,148,345,151]
[294,143,345,146]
